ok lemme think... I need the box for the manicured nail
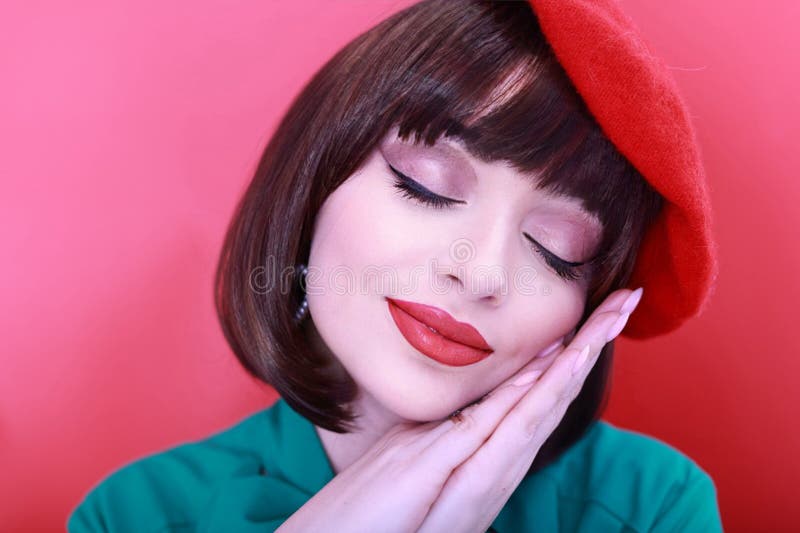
[512,370,543,387]
[570,345,591,375]
[535,337,564,358]
[620,287,644,315]
[606,313,630,342]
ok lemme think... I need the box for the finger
[564,286,644,386]
[382,343,564,459]
[449,287,641,475]
[416,288,645,532]
[413,353,563,477]
[410,288,642,473]
[512,286,644,440]
[427,290,642,506]
[521,286,641,402]
[413,342,592,532]
[408,343,565,451]
[514,286,640,405]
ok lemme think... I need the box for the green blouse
[67,398,723,532]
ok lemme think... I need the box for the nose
[436,223,512,305]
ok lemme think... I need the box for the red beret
[526,0,719,339]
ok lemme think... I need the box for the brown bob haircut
[215,0,663,473]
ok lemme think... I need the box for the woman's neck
[303,318,408,475]
[313,386,406,475]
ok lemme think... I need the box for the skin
[280,286,641,533]
[285,126,638,530]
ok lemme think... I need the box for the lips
[386,297,494,367]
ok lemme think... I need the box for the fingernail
[620,287,644,315]
[606,312,630,342]
[535,337,564,358]
[512,370,543,387]
[570,345,591,375]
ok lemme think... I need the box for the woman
[68,1,722,531]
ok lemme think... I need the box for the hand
[416,286,644,533]
[276,287,643,533]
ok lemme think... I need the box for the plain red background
[2,1,798,531]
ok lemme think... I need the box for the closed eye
[523,233,585,282]
[387,163,466,209]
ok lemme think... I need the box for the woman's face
[306,127,603,422]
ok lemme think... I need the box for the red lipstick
[386,297,494,367]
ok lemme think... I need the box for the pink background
[2,1,798,531]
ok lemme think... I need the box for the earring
[294,263,309,324]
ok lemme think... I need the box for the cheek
[504,283,586,359]
[305,169,413,347]
[308,169,430,292]
[305,176,384,373]
[309,176,377,270]
[310,179,393,278]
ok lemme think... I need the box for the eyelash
[388,164,585,282]
[389,164,456,210]
[522,233,584,282]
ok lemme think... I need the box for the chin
[370,383,477,423]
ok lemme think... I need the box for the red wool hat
[526,0,719,339]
